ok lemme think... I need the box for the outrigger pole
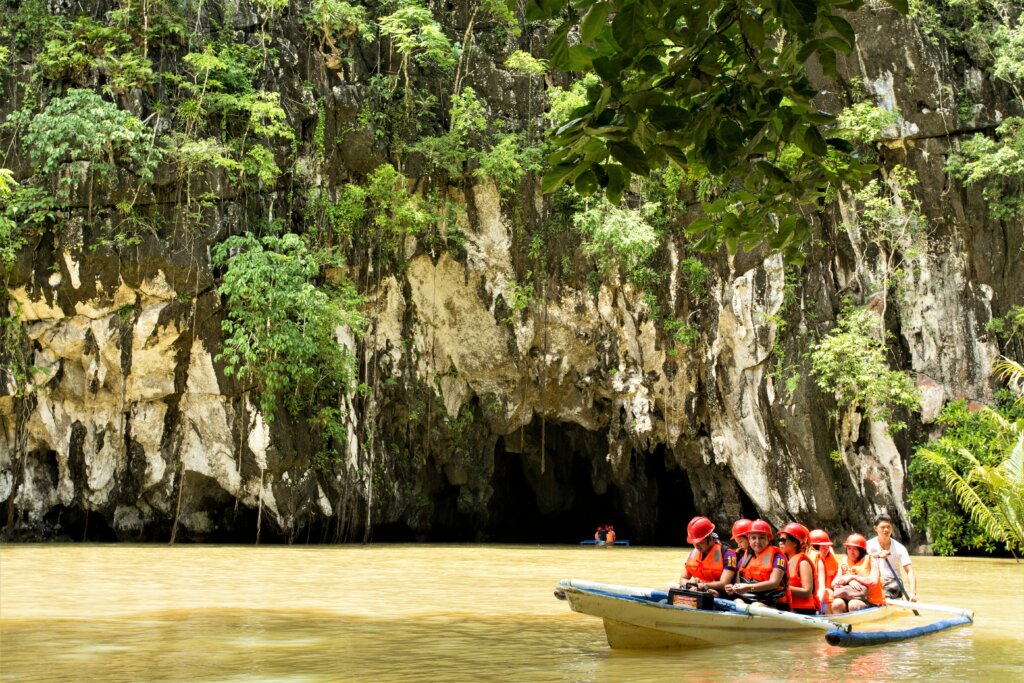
[826,598,974,647]
[825,615,973,647]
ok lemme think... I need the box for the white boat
[555,579,908,650]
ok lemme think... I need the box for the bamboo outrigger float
[554,579,973,650]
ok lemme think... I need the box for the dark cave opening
[42,505,119,542]
[489,436,628,544]
[647,445,697,546]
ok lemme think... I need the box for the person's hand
[707,588,720,597]
[724,584,736,595]
[909,593,918,602]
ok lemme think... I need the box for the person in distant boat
[606,526,617,543]
[866,513,917,601]
[677,516,738,597]
[595,526,608,542]
[831,533,884,613]
[730,518,753,567]
[776,523,819,615]
[723,519,788,609]
[809,529,839,613]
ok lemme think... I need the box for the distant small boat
[554,579,907,649]
[579,540,630,546]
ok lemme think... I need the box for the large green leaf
[541,162,582,194]
[581,2,611,43]
[612,2,646,52]
[739,10,765,50]
[549,22,571,69]
[603,164,628,202]
[608,141,649,174]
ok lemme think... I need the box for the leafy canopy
[909,395,1024,556]
[212,233,366,423]
[913,360,1024,557]
[809,305,920,432]
[531,0,908,261]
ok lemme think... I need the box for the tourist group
[678,514,918,615]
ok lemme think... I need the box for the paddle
[885,598,973,619]
[714,598,852,633]
[882,556,919,616]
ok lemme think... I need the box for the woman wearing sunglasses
[776,523,820,615]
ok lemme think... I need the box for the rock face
[1,3,1021,544]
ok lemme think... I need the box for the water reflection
[1,545,1021,682]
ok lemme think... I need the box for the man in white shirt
[866,513,918,601]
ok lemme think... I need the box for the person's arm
[679,566,693,586]
[904,562,917,600]
[832,562,850,587]
[702,567,735,596]
[858,557,881,587]
[790,558,814,600]
[729,566,784,594]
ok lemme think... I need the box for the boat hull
[558,579,900,650]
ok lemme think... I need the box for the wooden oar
[882,557,919,616]
[885,598,973,619]
[716,598,852,633]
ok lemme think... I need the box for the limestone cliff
[1,0,1021,544]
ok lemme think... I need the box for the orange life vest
[741,548,786,606]
[781,551,819,611]
[818,550,839,591]
[607,530,617,542]
[684,543,725,582]
[848,555,884,606]
[740,546,784,581]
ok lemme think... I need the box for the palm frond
[994,357,1024,399]
[920,447,1013,546]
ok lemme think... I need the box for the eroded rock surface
[2,4,1021,544]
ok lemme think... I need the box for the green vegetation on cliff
[1,0,1021,546]
[910,361,1024,557]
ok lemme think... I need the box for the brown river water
[1,544,1022,682]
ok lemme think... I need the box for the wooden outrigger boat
[554,579,973,650]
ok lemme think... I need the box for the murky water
[1,544,1021,682]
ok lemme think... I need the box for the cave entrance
[488,421,628,544]
[647,445,697,546]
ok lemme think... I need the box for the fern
[917,356,1024,557]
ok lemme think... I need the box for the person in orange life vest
[831,533,884,613]
[730,519,753,568]
[776,523,819,615]
[595,526,607,542]
[606,526,617,543]
[809,529,839,614]
[677,517,738,596]
[723,519,788,609]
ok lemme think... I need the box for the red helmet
[748,519,774,541]
[809,529,833,546]
[844,533,868,551]
[731,519,753,540]
[780,523,810,546]
[686,516,715,544]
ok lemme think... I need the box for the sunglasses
[779,536,798,544]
